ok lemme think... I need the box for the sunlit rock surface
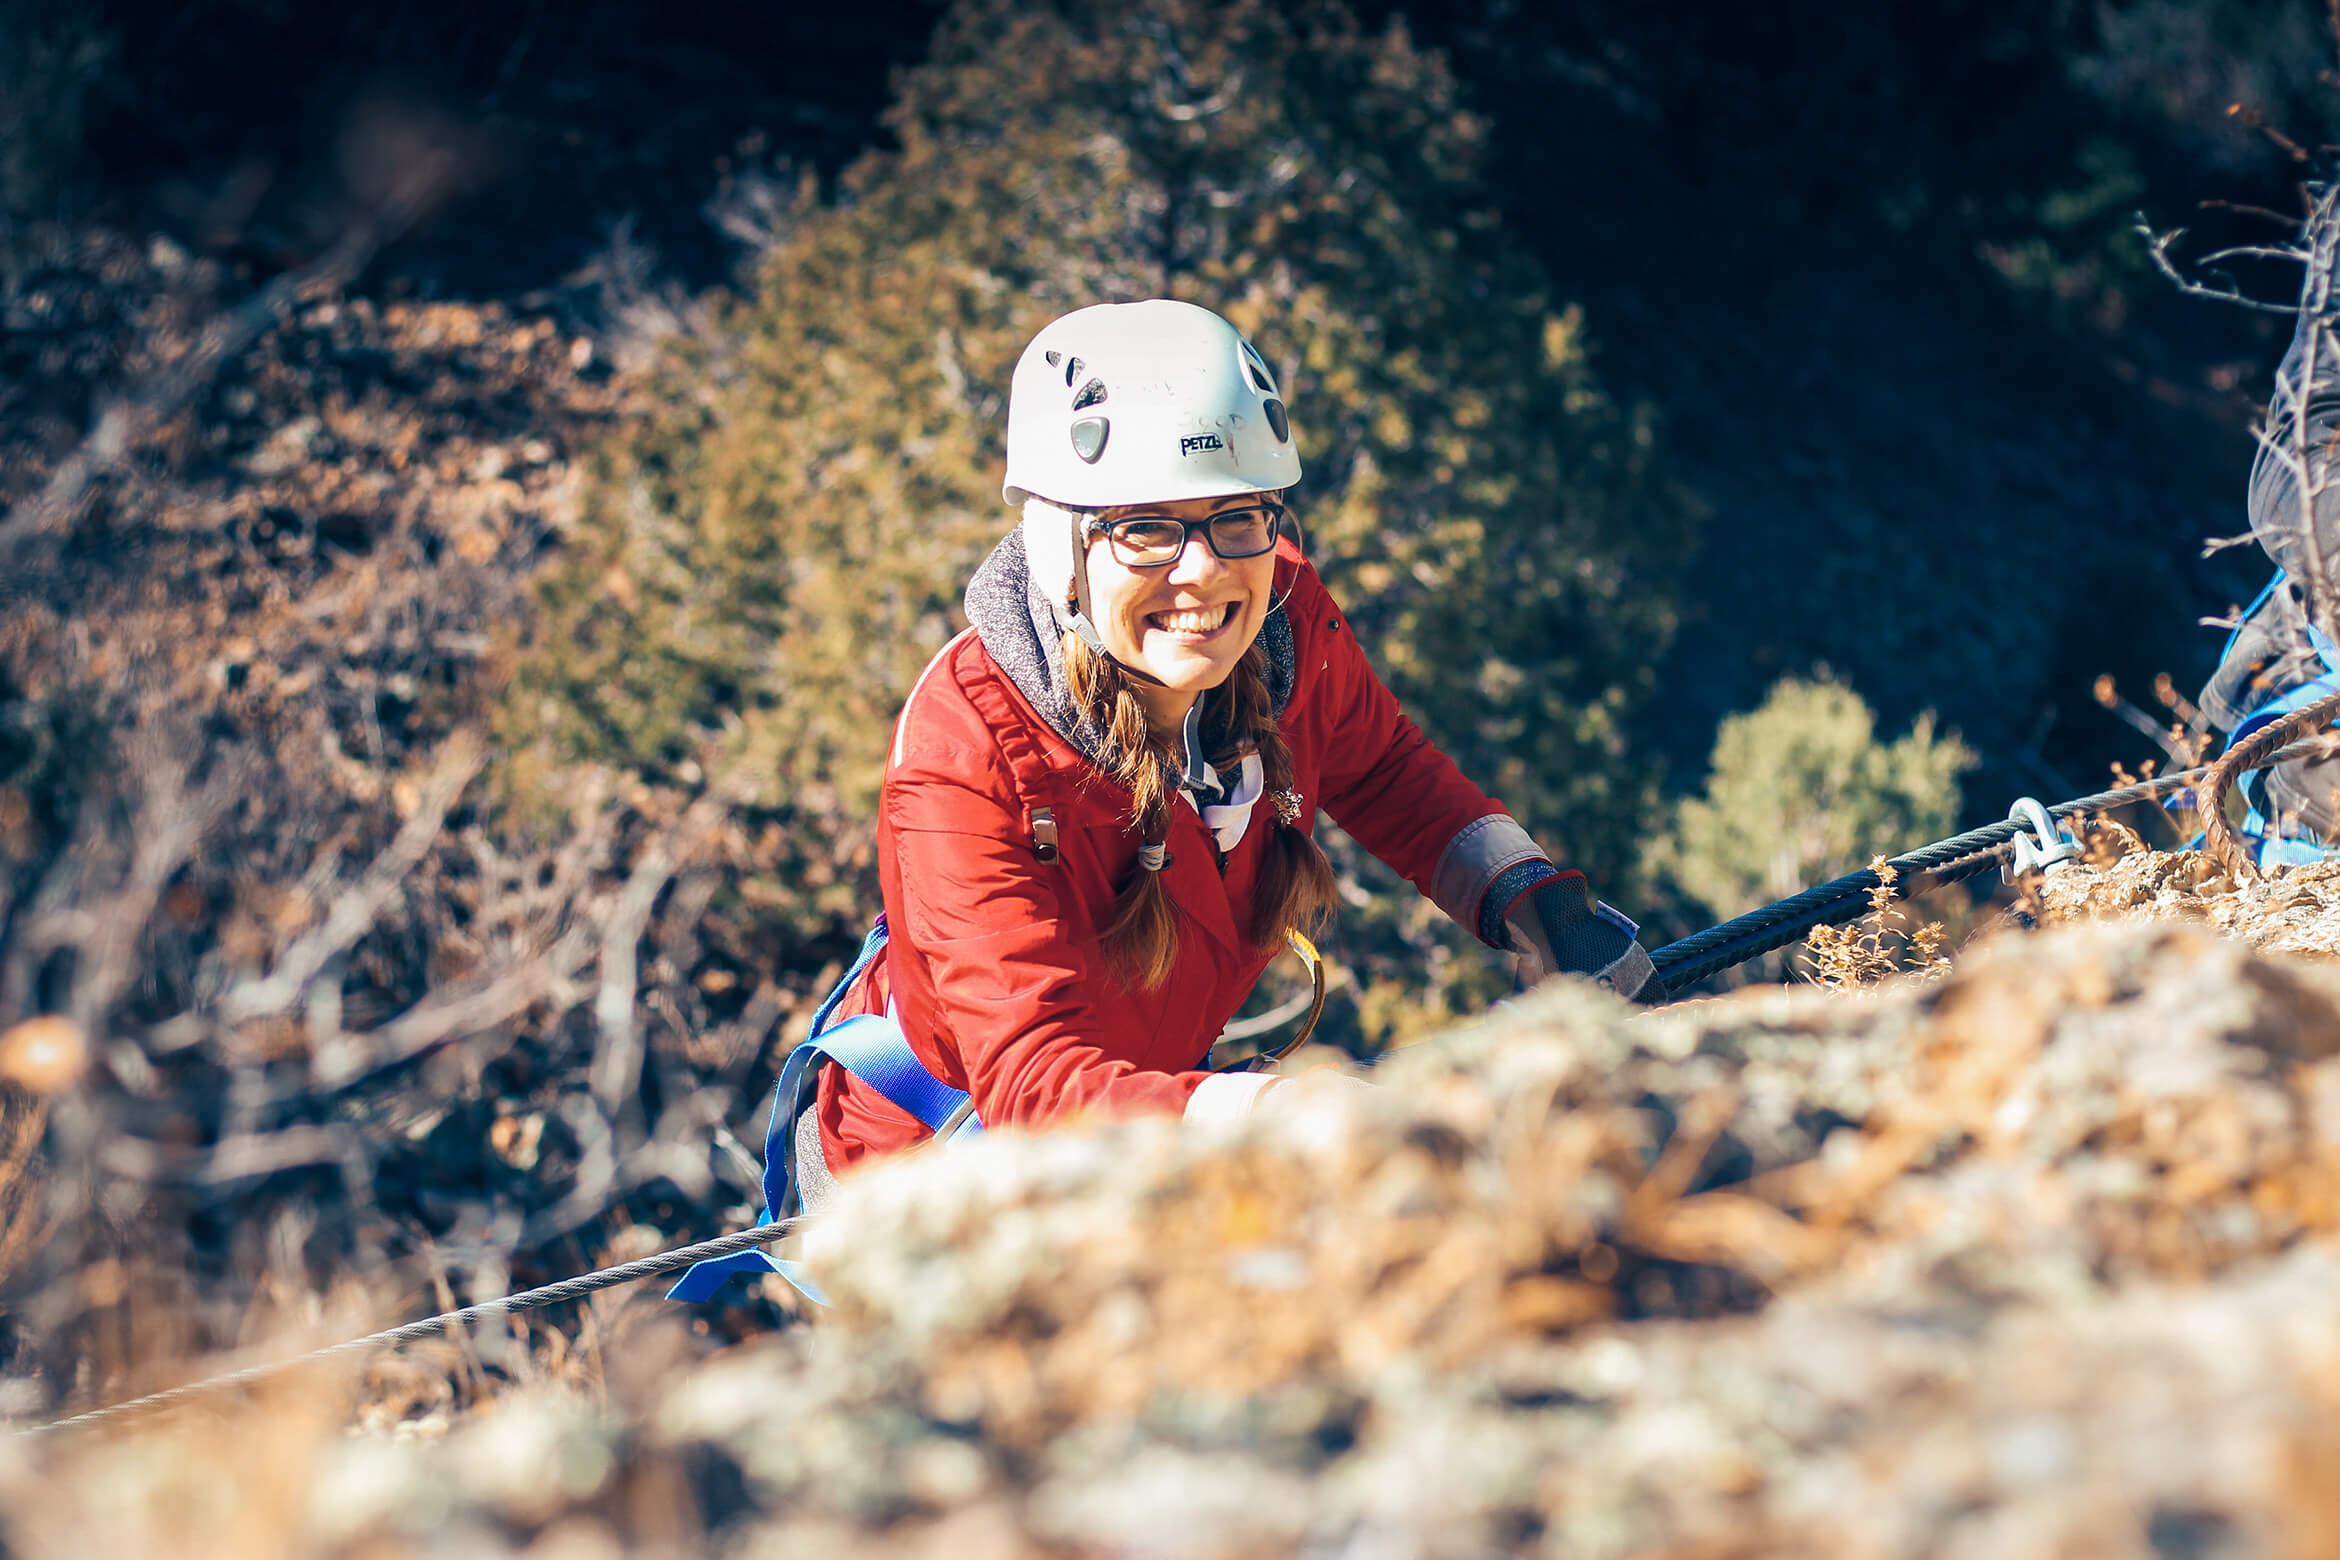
[16,850,2340,1556]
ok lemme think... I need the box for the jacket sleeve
[881,717,1270,1130]
[1300,571,1567,946]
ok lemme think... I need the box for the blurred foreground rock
[13,854,2340,1555]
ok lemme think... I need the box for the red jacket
[815,546,1523,1167]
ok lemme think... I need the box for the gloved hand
[1502,872,1670,1005]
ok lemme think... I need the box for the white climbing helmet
[1001,299,1301,511]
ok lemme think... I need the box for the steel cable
[25,1218,800,1438]
[1650,734,2339,990]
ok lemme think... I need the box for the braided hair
[1064,636,1337,988]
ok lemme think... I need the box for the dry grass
[1802,858,1952,990]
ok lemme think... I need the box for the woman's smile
[1145,601,1238,640]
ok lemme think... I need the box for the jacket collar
[962,528,1296,774]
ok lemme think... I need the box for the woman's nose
[1164,529,1229,585]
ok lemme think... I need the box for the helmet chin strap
[1058,512,1173,690]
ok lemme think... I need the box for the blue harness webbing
[666,915,983,1303]
[2190,570,2340,869]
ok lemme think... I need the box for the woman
[683,299,1665,1282]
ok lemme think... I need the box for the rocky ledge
[12,850,2340,1557]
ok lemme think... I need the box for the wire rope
[1651,735,2336,989]
[25,1218,800,1438]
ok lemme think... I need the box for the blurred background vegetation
[1654,675,1973,927]
[2,0,2336,1407]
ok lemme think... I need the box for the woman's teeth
[1150,604,1229,634]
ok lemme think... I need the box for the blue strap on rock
[666,916,982,1304]
[662,1210,832,1306]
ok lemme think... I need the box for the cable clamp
[2003,797,2081,883]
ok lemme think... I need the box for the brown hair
[1064,636,1338,988]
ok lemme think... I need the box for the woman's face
[1083,493,1277,728]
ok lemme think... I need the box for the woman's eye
[1120,522,1184,550]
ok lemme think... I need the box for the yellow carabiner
[1253,928,1328,1066]
[1204,928,1330,1073]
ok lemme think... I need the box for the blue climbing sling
[665,914,984,1303]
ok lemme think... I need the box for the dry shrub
[0,227,810,1421]
[1801,858,1951,990]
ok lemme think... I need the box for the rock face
[15,855,2340,1556]
[2036,847,2340,961]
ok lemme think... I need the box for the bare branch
[705,978,788,1080]
[2196,244,2309,268]
[518,1098,618,1246]
[99,1124,360,1187]
[2093,677,2194,765]
[2201,199,2304,226]
[589,795,729,1117]
[2133,215,2306,315]
[0,723,249,1038]
[219,731,485,1025]
[310,923,599,1093]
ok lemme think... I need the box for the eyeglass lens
[1104,506,1280,566]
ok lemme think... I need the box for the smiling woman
[676,300,1672,1297]
[1078,496,1280,729]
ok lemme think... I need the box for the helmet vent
[1239,341,1278,397]
[1063,356,1085,388]
[1071,377,1108,410]
[1070,417,1109,463]
[1045,350,1064,368]
[1264,397,1289,444]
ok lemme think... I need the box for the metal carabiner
[1206,928,1330,1072]
[2003,796,2082,884]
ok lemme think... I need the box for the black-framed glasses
[1084,502,1286,568]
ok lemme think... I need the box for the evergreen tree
[502,0,1694,1023]
[1653,674,1974,924]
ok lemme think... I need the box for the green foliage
[501,0,1694,982]
[1652,675,1974,923]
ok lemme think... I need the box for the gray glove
[1502,872,1668,1004]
